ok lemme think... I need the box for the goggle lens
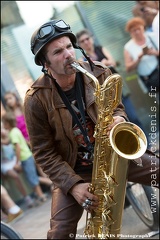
[39,26,53,38]
[31,20,71,54]
[56,20,69,29]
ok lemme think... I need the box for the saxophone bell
[110,122,147,161]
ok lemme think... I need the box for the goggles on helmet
[31,19,95,71]
[39,20,70,38]
[31,20,70,52]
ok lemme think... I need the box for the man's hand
[107,116,126,136]
[69,183,99,212]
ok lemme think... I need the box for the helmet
[31,19,77,66]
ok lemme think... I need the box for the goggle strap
[75,45,95,72]
[42,66,48,75]
[73,43,95,72]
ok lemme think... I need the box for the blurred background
[1,1,137,101]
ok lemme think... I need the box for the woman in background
[124,17,159,94]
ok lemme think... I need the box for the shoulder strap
[54,74,93,153]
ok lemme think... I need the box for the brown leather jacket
[24,61,127,195]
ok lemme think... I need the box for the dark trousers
[47,150,159,239]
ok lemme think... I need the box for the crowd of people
[1,2,159,238]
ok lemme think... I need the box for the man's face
[45,36,76,77]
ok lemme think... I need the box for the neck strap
[54,73,94,153]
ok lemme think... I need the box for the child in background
[1,122,34,208]
[4,91,30,145]
[2,112,47,204]
[1,184,23,223]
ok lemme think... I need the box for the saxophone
[71,62,147,239]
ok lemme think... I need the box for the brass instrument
[71,62,147,239]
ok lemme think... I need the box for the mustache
[64,58,76,67]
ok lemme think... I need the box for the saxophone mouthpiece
[71,61,99,89]
[71,62,80,70]
[71,62,89,75]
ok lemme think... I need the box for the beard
[47,57,77,78]
[64,57,77,75]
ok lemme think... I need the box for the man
[24,19,159,239]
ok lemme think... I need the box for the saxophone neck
[71,62,100,90]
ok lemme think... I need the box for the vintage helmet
[31,19,77,66]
